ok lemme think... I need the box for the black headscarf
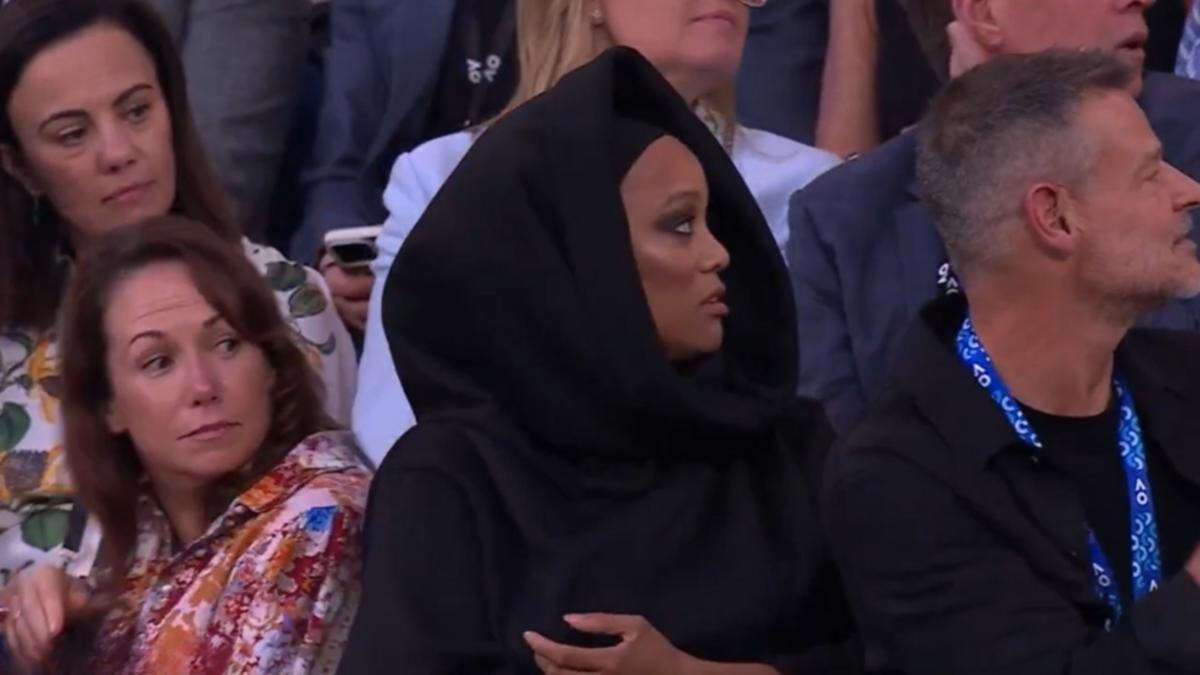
[343,48,857,674]
[384,47,799,463]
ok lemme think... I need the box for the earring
[589,6,603,25]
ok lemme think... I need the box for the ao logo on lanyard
[955,317,1163,628]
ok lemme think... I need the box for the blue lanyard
[955,317,1162,626]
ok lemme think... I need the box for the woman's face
[622,135,730,362]
[102,261,273,491]
[1,23,176,244]
[597,0,749,99]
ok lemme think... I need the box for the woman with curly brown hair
[2,217,369,673]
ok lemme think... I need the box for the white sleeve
[354,136,470,464]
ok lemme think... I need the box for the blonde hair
[493,0,738,124]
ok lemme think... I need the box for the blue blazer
[788,71,1200,434]
[296,0,457,262]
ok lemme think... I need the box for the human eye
[214,335,241,356]
[140,353,172,375]
[658,210,695,236]
[54,125,87,147]
[125,102,152,124]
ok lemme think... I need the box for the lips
[102,180,153,204]
[691,10,736,26]
[1116,31,1148,55]
[178,420,240,441]
[702,286,729,316]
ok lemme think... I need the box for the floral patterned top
[0,239,356,585]
[86,431,370,674]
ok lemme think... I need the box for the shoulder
[376,420,488,481]
[389,131,475,186]
[240,238,315,279]
[827,385,945,494]
[262,432,372,525]
[380,131,475,222]
[791,130,917,209]
[1122,327,1200,385]
[1140,71,1200,113]
[735,126,841,173]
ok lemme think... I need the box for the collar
[232,430,364,515]
[898,294,1200,479]
[892,294,1023,470]
[139,430,365,546]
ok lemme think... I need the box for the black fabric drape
[338,48,857,674]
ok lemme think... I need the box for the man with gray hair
[825,50,1200,674]
[789,0,1200,435]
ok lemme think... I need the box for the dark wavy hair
[0,0,237,330]
[59,216,333,588]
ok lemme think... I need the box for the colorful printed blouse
[87,431,370,674]
[0,239,356,584]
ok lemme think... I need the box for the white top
[353,127,839,465]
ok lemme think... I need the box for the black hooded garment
[336,48,858,674]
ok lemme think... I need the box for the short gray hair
[916,49,1134,278]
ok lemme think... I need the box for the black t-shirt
[428,0,518,139]
[1021,399,1200,608]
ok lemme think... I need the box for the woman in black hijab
[337,47,858,674]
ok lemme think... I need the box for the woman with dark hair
[0,0,355,587]
[1,217,369,673]
[337,48,858,674]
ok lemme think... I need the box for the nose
[185,352,222,407]
[1167,162,1200,214]
[95,118,137,174]
[698,221,730,273]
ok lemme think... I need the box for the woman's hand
[524,614,689,675]
[319,252,374,332]
[1,564,91,673]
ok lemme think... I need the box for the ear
[0,143,41,197]
[1022,182,1077,256]
[952,0,1005,52]
[104,401,128,435]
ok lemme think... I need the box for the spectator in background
[0,0,354,599]
[817,0,1191,161]
[815,0,951,158]
[352,0,841,465]
[338,48,857,673]
[735,0,827,144]
[148,0,309,240]
[296,0,518,330]
[3,218,369,673]
[789,0,1200,435]
[827,50,1200,674]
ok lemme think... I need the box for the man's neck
[967,287,1135,417]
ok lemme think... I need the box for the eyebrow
[1139,144,1164,171]
[37,83,154,134]
[126,313,224,348]
[658,189,704,212]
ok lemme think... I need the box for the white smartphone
[324,225,383,270]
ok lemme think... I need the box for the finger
[523,631,616,670]
[5,617,28,672]
[17,581,51,655]
[332,298,368,331]
[534,653,595,675]
[11,604,40,669]
[342,272,375,298]
[563,613,645,638]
